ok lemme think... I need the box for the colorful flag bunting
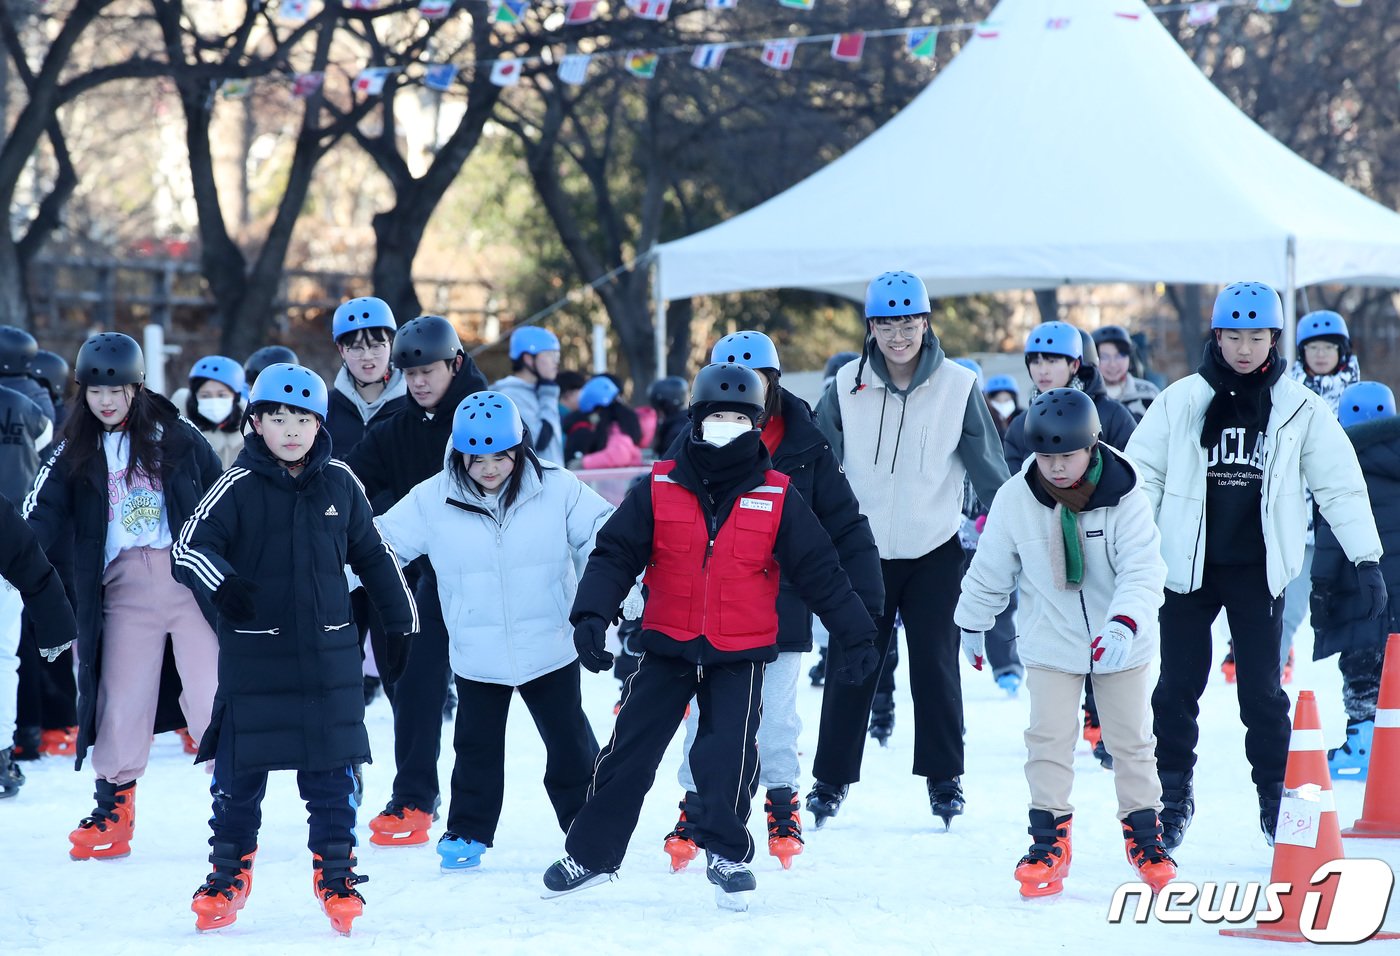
[830,33,865,62]
[418,0,453,18]
[492,0,528,23]
[1046,17,1070,29]
[346,0,378,8]
[291,72,324,99]
[907,29,935,59]
[354,67,391,95]
[279,0,311,21]
[489,60,522,86]
[625,51,659,78]
[631,0,671,19]
[1112,11,1140,19]
[691,44,726,70]
[706,0,738,8]
[1256,0,1291,10]
[1186,1,1219,25]
[564,0,597,23]
[761,38,797,71]
[220,78,252,99]
[559,53,591,85]
[424,63,459,92]
[1333,0,1362,7]
[778,0,813,9]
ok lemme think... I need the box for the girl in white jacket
[955,389,1174,899]
[374,390,613,872]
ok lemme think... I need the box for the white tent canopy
[651,0,1400,367]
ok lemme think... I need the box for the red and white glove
[1091,616,1136,670]
[961,630,986,671]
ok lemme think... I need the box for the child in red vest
[542,363,879,911]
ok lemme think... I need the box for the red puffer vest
[641,460,790,652]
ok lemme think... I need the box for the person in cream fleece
[955,388,1174,899]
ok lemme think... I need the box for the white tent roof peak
[653,0,1400,302]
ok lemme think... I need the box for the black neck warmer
[1197,337,1285,449]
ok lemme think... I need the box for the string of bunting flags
[233,0,1344,100]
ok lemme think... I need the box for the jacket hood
[235,427,333,485]
[866,331,944,397]
[445,454,549,517]
[774,387,826,458]
[1348,416,1400,481]
[1075,363,1109,400]
[333,366,407,423]
[1022,441,1139,510]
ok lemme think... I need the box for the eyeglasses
[344,342,390,356]
[872,320,925,340]
[1303,342,1340,353]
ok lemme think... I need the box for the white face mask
[701,420,751,447]
[197,396,235,424]
[990,398,1016,419]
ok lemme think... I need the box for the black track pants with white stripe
[565,654,765,872]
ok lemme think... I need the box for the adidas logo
[324,505,339,516]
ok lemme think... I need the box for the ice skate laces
[559,856,590,882]
[710,855,748,877]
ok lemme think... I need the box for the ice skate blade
[1018,881,1064,899]
[194,914,238,932]
[69,844,130,861]
[439,859,482,872]
[540,872,616,899]
[369,831,429,847]
[714,886,753,912]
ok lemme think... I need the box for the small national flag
[220,78,252,99]
[1186,1,1220,24]
[907,28,936,59]
[1045,17,1070,29]
[691,44,726,70]
[423,63,459,92]
[291,72,324,99]
[631,0,671,19]
[354,67,391,95]
[279,0,311,21]
[778,0,813,9]
[489,60,521,86]
[760,38,797,71]
[347,0,378,8]
[492,0,528,23]
[558,53,591,85]
[706,0,737,8]
[419,0,453,18]
[1333,0,1361,7]
[830,32,865,62]
[624,51,659,78]
[1256,0,1291,10]
[564,0,597,23]
[1112,11,1140,18]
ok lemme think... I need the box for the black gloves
[1309,585,1331,633]
[213,576,259,624]
[383,633,413,685]
[1356,561,1388,621]
[833,638,880,686]
[573,615,613,673]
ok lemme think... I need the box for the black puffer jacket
[0,384,50,503]
[1311,416,1400,659]
[574,429,878,665]
[0,493,77,652]
[0,371,53,424]
[172,430,418,774]
[1002,367,1137,473]
[324,375,409,461]
[22,394,224,769]
[343,359,488,513]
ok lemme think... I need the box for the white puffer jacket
[1125,372,1381,598]
[375,459,613,685]
[954,445,1166,675]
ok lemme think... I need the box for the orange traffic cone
[1218,691,1397,942]
[1343,633,1400,839]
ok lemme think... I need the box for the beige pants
[1024,664,1162,819]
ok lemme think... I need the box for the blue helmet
[509,326,561,360]
[1296,310,1349,348]
[578,376,620,413]
[865,271,931,319]
[1338,382,1396,428]
[187,355,246,396]
[248,363,328,418]
[453,390,525,453]
[1024,322,1083,361]
[333,297,396,341]
[951,357,982,380]
[711,331,780,372]
[984,374,1019,396]
[1211,282,1284,331]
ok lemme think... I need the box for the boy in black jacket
[173,364,418,935]
[542,363,880,912]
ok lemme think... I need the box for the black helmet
[0,325,38,375]
[689,363,765,424]
[245,345,300,385]
[823,351,859,381]
[648,375,689,415]
[75,333,145,386]
[28,349,70,401]
[1024,388,1100,453]
[1092,325,1133,356]
[393,315,462,370]
[1076,329,1099,369]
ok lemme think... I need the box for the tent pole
[653,257,667,382]
[1282,235,1298,359]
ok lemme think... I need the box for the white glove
[1091,618,1135,670]
[621,583,645,621]
[960,630,985,671]
[41,641,73,663]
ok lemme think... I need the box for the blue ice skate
[1328,719,1374,781]
[436,833,487,870]
[996,673,1021,698]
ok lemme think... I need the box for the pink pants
[92,546,219,784]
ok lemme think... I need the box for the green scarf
[1037,451,1103,587]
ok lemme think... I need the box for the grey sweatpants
[678,651,802,794]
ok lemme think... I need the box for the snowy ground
[5,619,1399,954]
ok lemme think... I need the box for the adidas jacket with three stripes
[171,429,418,775]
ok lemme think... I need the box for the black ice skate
[541,855,616,898]
[927,777,965,830]
[868,693,895,747]
[706,851,756,912]
[805,780,848,829]
[1158,770,1194,851]
[0,746,24,798]
[1258,783,1282,848]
